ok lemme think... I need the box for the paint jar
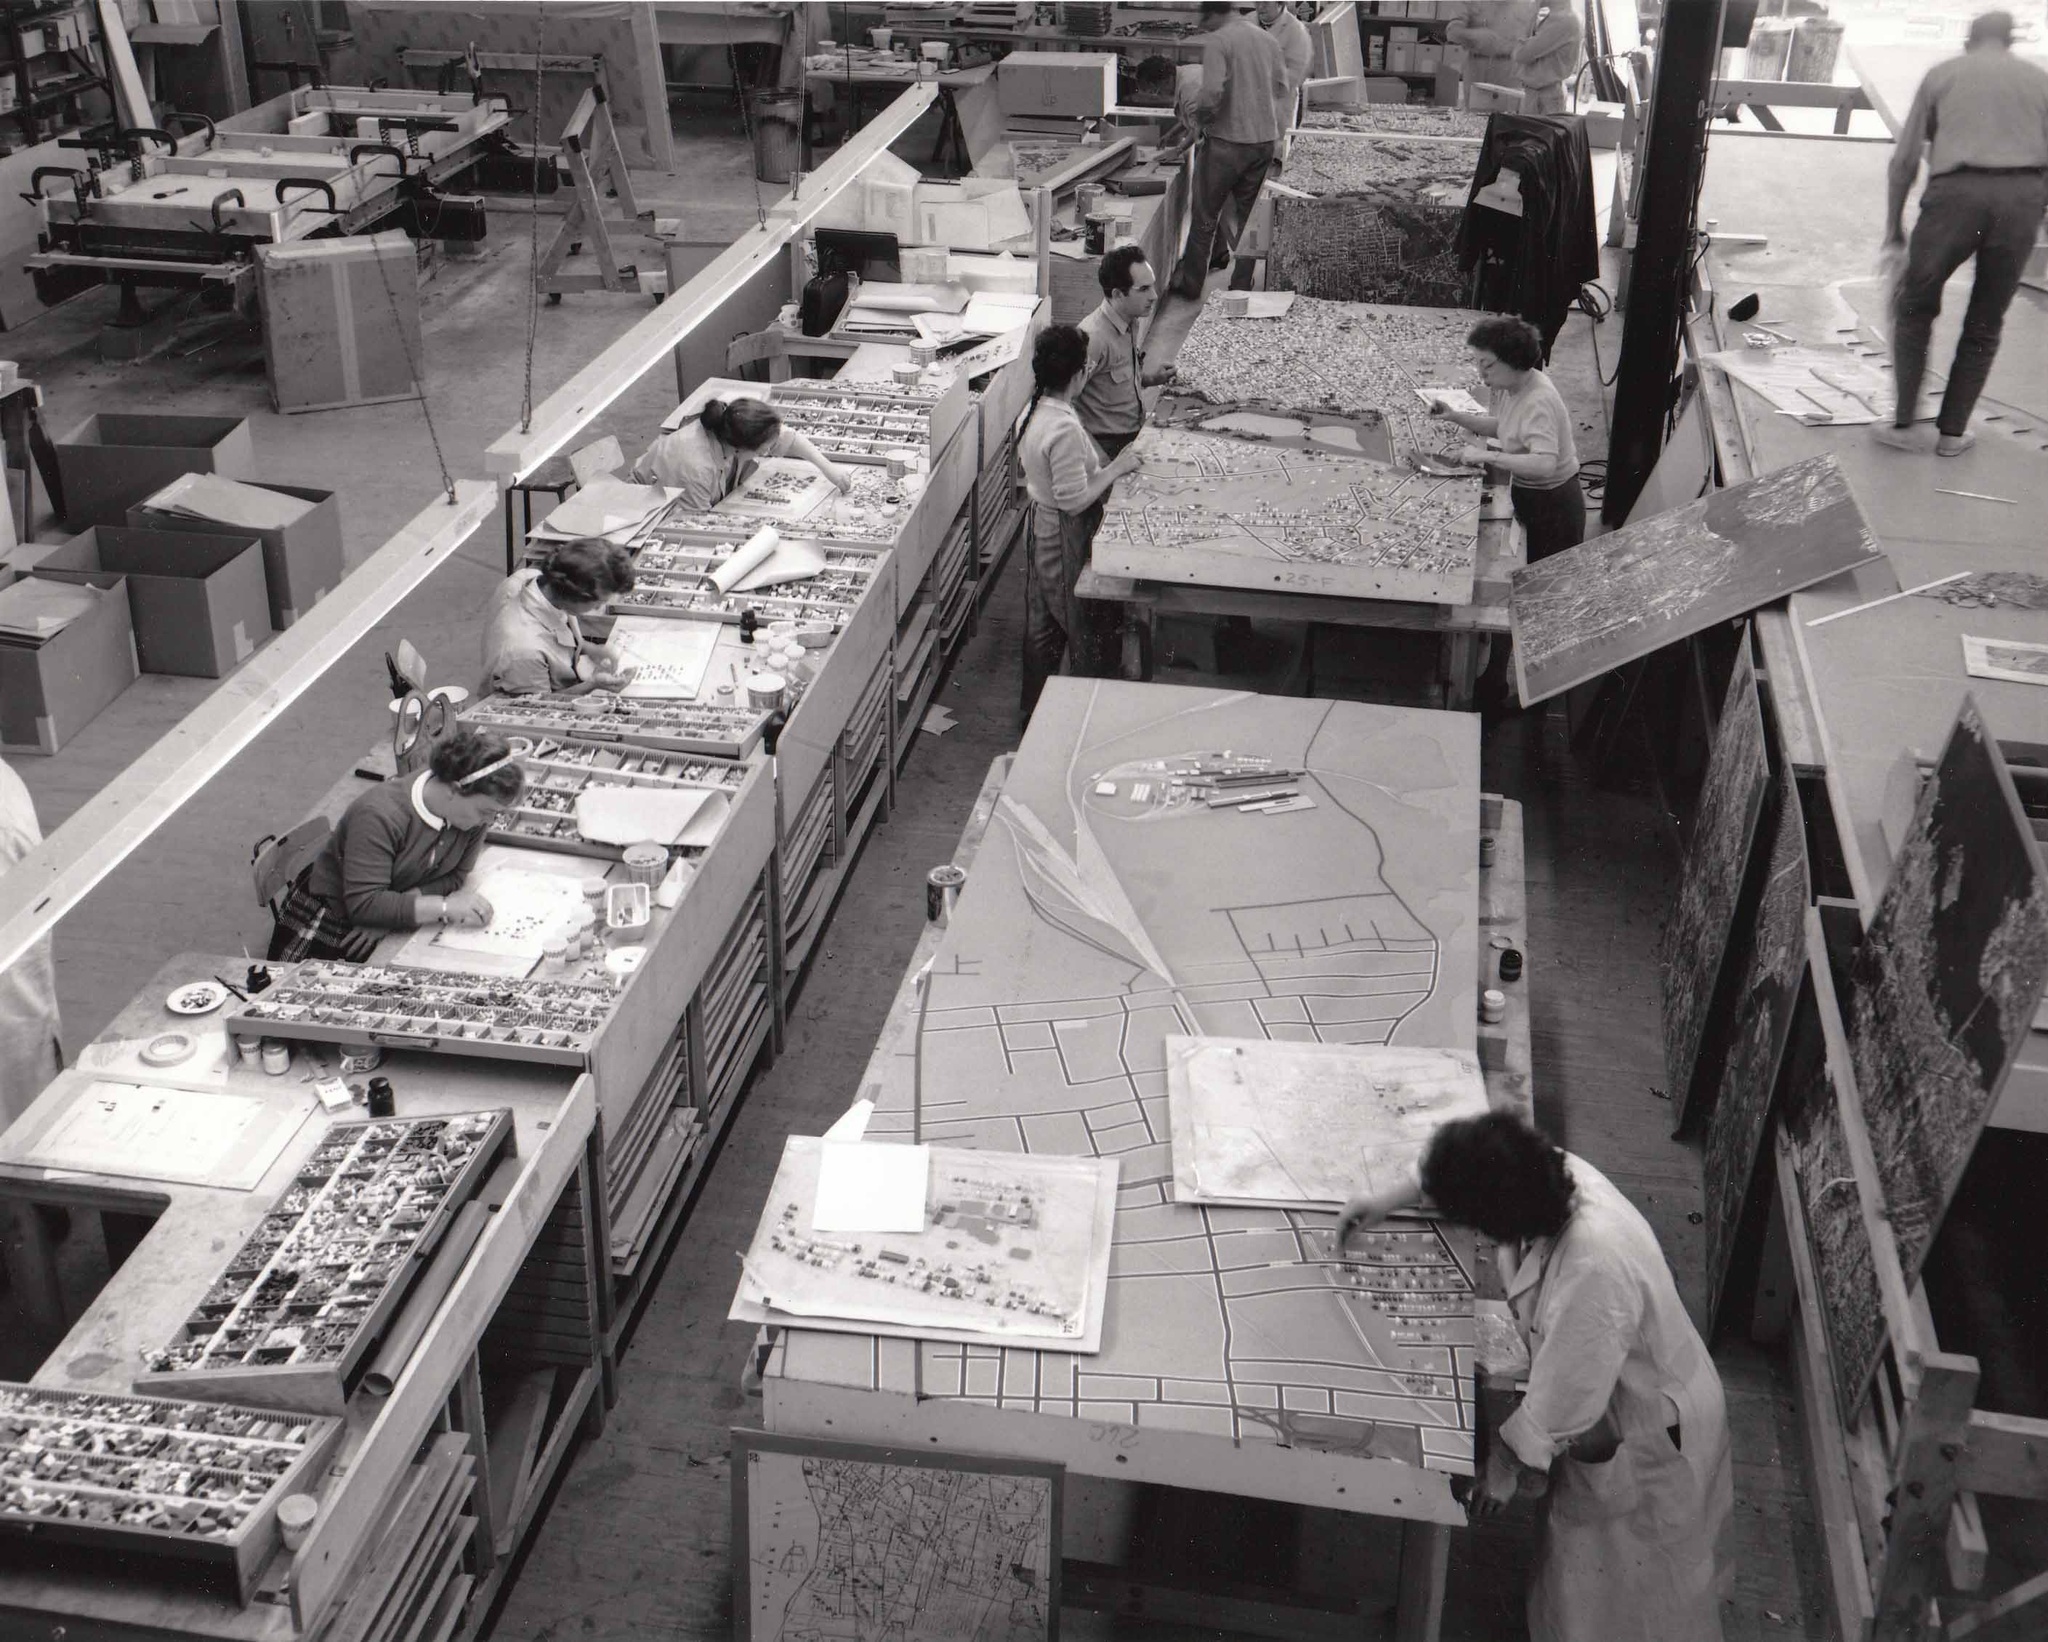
[1500,948,1523,983]
[572,908,598,957]
[891,362,923,386]
[745,671,788,712]
[909,340,939,368]
[338,1045,384,1076]
[367,1077,396,1119]
[1480,988,1507,1024]
[278,1494,318,1552]
[886,451,910,480]
[235,1034,263,1066]
[623,842,669,887]
[1479,835,1495,867]
[927,864,967,923]
[261,1041,291,1077]
[869,26,892,48]
[1217,290,1250,318]
[581,877,609,909]
[541,939,569,976]
[1083,213,1109,255]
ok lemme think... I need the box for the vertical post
[1393,1519,1450,1642]
[631,3,676,172]
[1871,1353,1979,1641]
[214,0,249,112]
[1603,0,1726,524]
[455,1353,500,1573]
[1035,185,1053,300]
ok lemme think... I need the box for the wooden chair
[251,818,331,919]
[502,434,634,571]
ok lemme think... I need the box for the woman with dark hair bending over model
[1017,323,1142,722]
[481,538,639,698]
[267,729,528,963]
[631,395,852,509]
[1340,1112,1732,1642]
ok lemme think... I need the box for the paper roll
[712,525,782,595]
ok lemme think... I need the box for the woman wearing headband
[267,729,528,963]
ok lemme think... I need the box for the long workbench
[753,678,1532,1641]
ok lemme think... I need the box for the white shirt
[0,759,60,1127]
[630,419,790,509]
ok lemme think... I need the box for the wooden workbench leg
[1444,633,1478,713]
[1392,1519,1449,1642]
[0,1200,63,1344]
[456,1353,500,1575]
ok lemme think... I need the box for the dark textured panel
[1661,648,1771,1128]
[1269,193,1474,309]
[1509,454,1882,705]
[1789,1039,1886,1427]
[1702,774,1810,1336]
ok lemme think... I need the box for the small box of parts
[997,51,1118,118]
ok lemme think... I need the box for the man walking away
[1171,4,1288,300]
[1877,9,2048,457]
[1512,3,1583,114]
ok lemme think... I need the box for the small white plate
[165,981,228,1017]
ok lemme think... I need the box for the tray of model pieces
[228,962,613,1067]
[464,692,768,760]
[137,1111,514,1416]
[491,736,750,859]
[0,1384,343,1598]
[766,381,942,463]
[612,535,884,625]
[653,463,915,547]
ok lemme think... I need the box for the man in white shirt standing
[0,759,60,1127]
[1257,2,1314,162]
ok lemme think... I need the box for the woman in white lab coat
[0,759,60,1127]
[1340,1112,1732,1642]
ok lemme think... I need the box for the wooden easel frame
[538,83,647,298]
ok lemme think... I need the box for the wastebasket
[750,89,802,186]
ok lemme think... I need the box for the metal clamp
[22,166,85,204]
[348,142,409,177]
[209,189,246,234]
[276,177,340,214]
[163,111,217,149]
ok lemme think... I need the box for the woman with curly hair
[481,538,639,698]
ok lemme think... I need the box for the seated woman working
[481,539,638,698]
[268,729,527,963]
[630,396,852,509]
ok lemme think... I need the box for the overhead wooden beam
[0,483,497,980]
[484,83,939,485]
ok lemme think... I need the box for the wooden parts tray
[492,736,749,861]
[463,692,768,760]
[618,537,884,625]
[0,1385,342,1605]
[229,962,613,1067]
[137,1110,515,1415]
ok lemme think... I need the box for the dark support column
[1604,0,1727,525]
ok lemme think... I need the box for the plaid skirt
[267,879,380,964]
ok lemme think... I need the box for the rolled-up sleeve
[1500,1256,1640,1469]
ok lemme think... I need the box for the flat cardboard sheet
[812,1140,930,1233]
[3,1081,308,1189]
[1962,634,2048,687]
[606,615,719,700]
[1166,1035,1489,1209]
[141,472,313,531]
[538,477,678,541]
[574,785,723,848]
[0,578,97,638]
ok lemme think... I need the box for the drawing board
[1166,1036,1488,1209]
[778,682,1487,1487]
[732,1136,1119,1352]
[0,1081,309,1189]
[606,615,719,700]
[732,1429,1060,1642]
[1092,427,1481,605]
[391,845,597,976]
[1662,649,1772,1131]
[1509,454,1883,704]
[1837,697,2048,1405]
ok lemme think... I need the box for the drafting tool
[1805,571,1971,628]
[1936,488,2017,505]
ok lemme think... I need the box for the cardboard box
[1389,25,1420,45]
[52,413,256,529]
[0,576,138,753]
[998,51,1117,119]
[1389,42,1417,73]
[1416,43,1443,72]
[127,482,343,630]
[257,234,423,414]
[39,528,271,677]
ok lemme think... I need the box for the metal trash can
[750,88,802,185]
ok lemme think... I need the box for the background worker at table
[1447,2,1537,108]
[481,539,638,698]
[1019,324,1141,722]
[267,729,527,963]
[1340,1112,1733,1642]
[1876,9,2048,458]
[1513,3,1584,114]
[630,397,853,508]
[0,759,59,1125]
[1170,3,1289,300]
[1257,0,1313,160]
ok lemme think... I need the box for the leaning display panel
[764,680,1489,1523]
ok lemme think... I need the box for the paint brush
[212,973,250,1003]
[1805,571,1971,627]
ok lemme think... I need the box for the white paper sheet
[1417,387,1486,416]
[1698,347,1892,425]
[24,1082,288,1186]
[709,525,782,593]
[573,785,722,847]
[812,1140,930,1233]
[607,615,719,699]
[731,538,827,593]
[431,865,591,963]
[142,472,313,531]
[540,477,679,539]
[944,326,1030,379]
[823,1098,875,1142]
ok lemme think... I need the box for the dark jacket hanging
[1457,114,1601,351]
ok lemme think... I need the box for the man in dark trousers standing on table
[1877,10,2048,457]
[1171,3,1288,300]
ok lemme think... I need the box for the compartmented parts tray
[138,1110,515,1415]
[655,463,915,546]
[766,382,944,462]
[0,1384,342,1602]
[491,735,749,859]
[615,536,883,625]
[230,963,614,1066]
[465,692,768,760]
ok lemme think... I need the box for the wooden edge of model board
[0,481,497,981]
[291,1076,596,1632]
[1784,596,1879,919]
[1034,135,1137,197]
[484,83,939,485]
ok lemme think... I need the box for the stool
[503,462,575,571]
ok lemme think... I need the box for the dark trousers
[1483,478,1587,706]
[1022,502,1119,722]
[1175,136,1274,296]
[1893,169,2048,436]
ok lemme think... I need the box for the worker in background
[1340,1112,1732,1642]
[1170,2,1289,300]
[1446,1,1536,108]
[1512,2,1585,114]
[481,539,638,698]
[1877,9,2048,457]
[0,759,59,1125]
[631,397,852,509]
[1257,1,1314,160]
[1431,315,1583,562]
[267,729,527,963]
[1018,324,1141,721]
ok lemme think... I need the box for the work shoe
[1937,431,1977,456]
[1871,423,1921,452]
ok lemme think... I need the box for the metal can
[926,864,966,923]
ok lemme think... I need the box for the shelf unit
[0,0,108,151]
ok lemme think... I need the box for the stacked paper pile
[0,577,99,640]
[533,477,680,546]
[140,473,314,531]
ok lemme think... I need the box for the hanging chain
[732,43,767,229]
[369,232,455,504]
[520,5,547,434]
